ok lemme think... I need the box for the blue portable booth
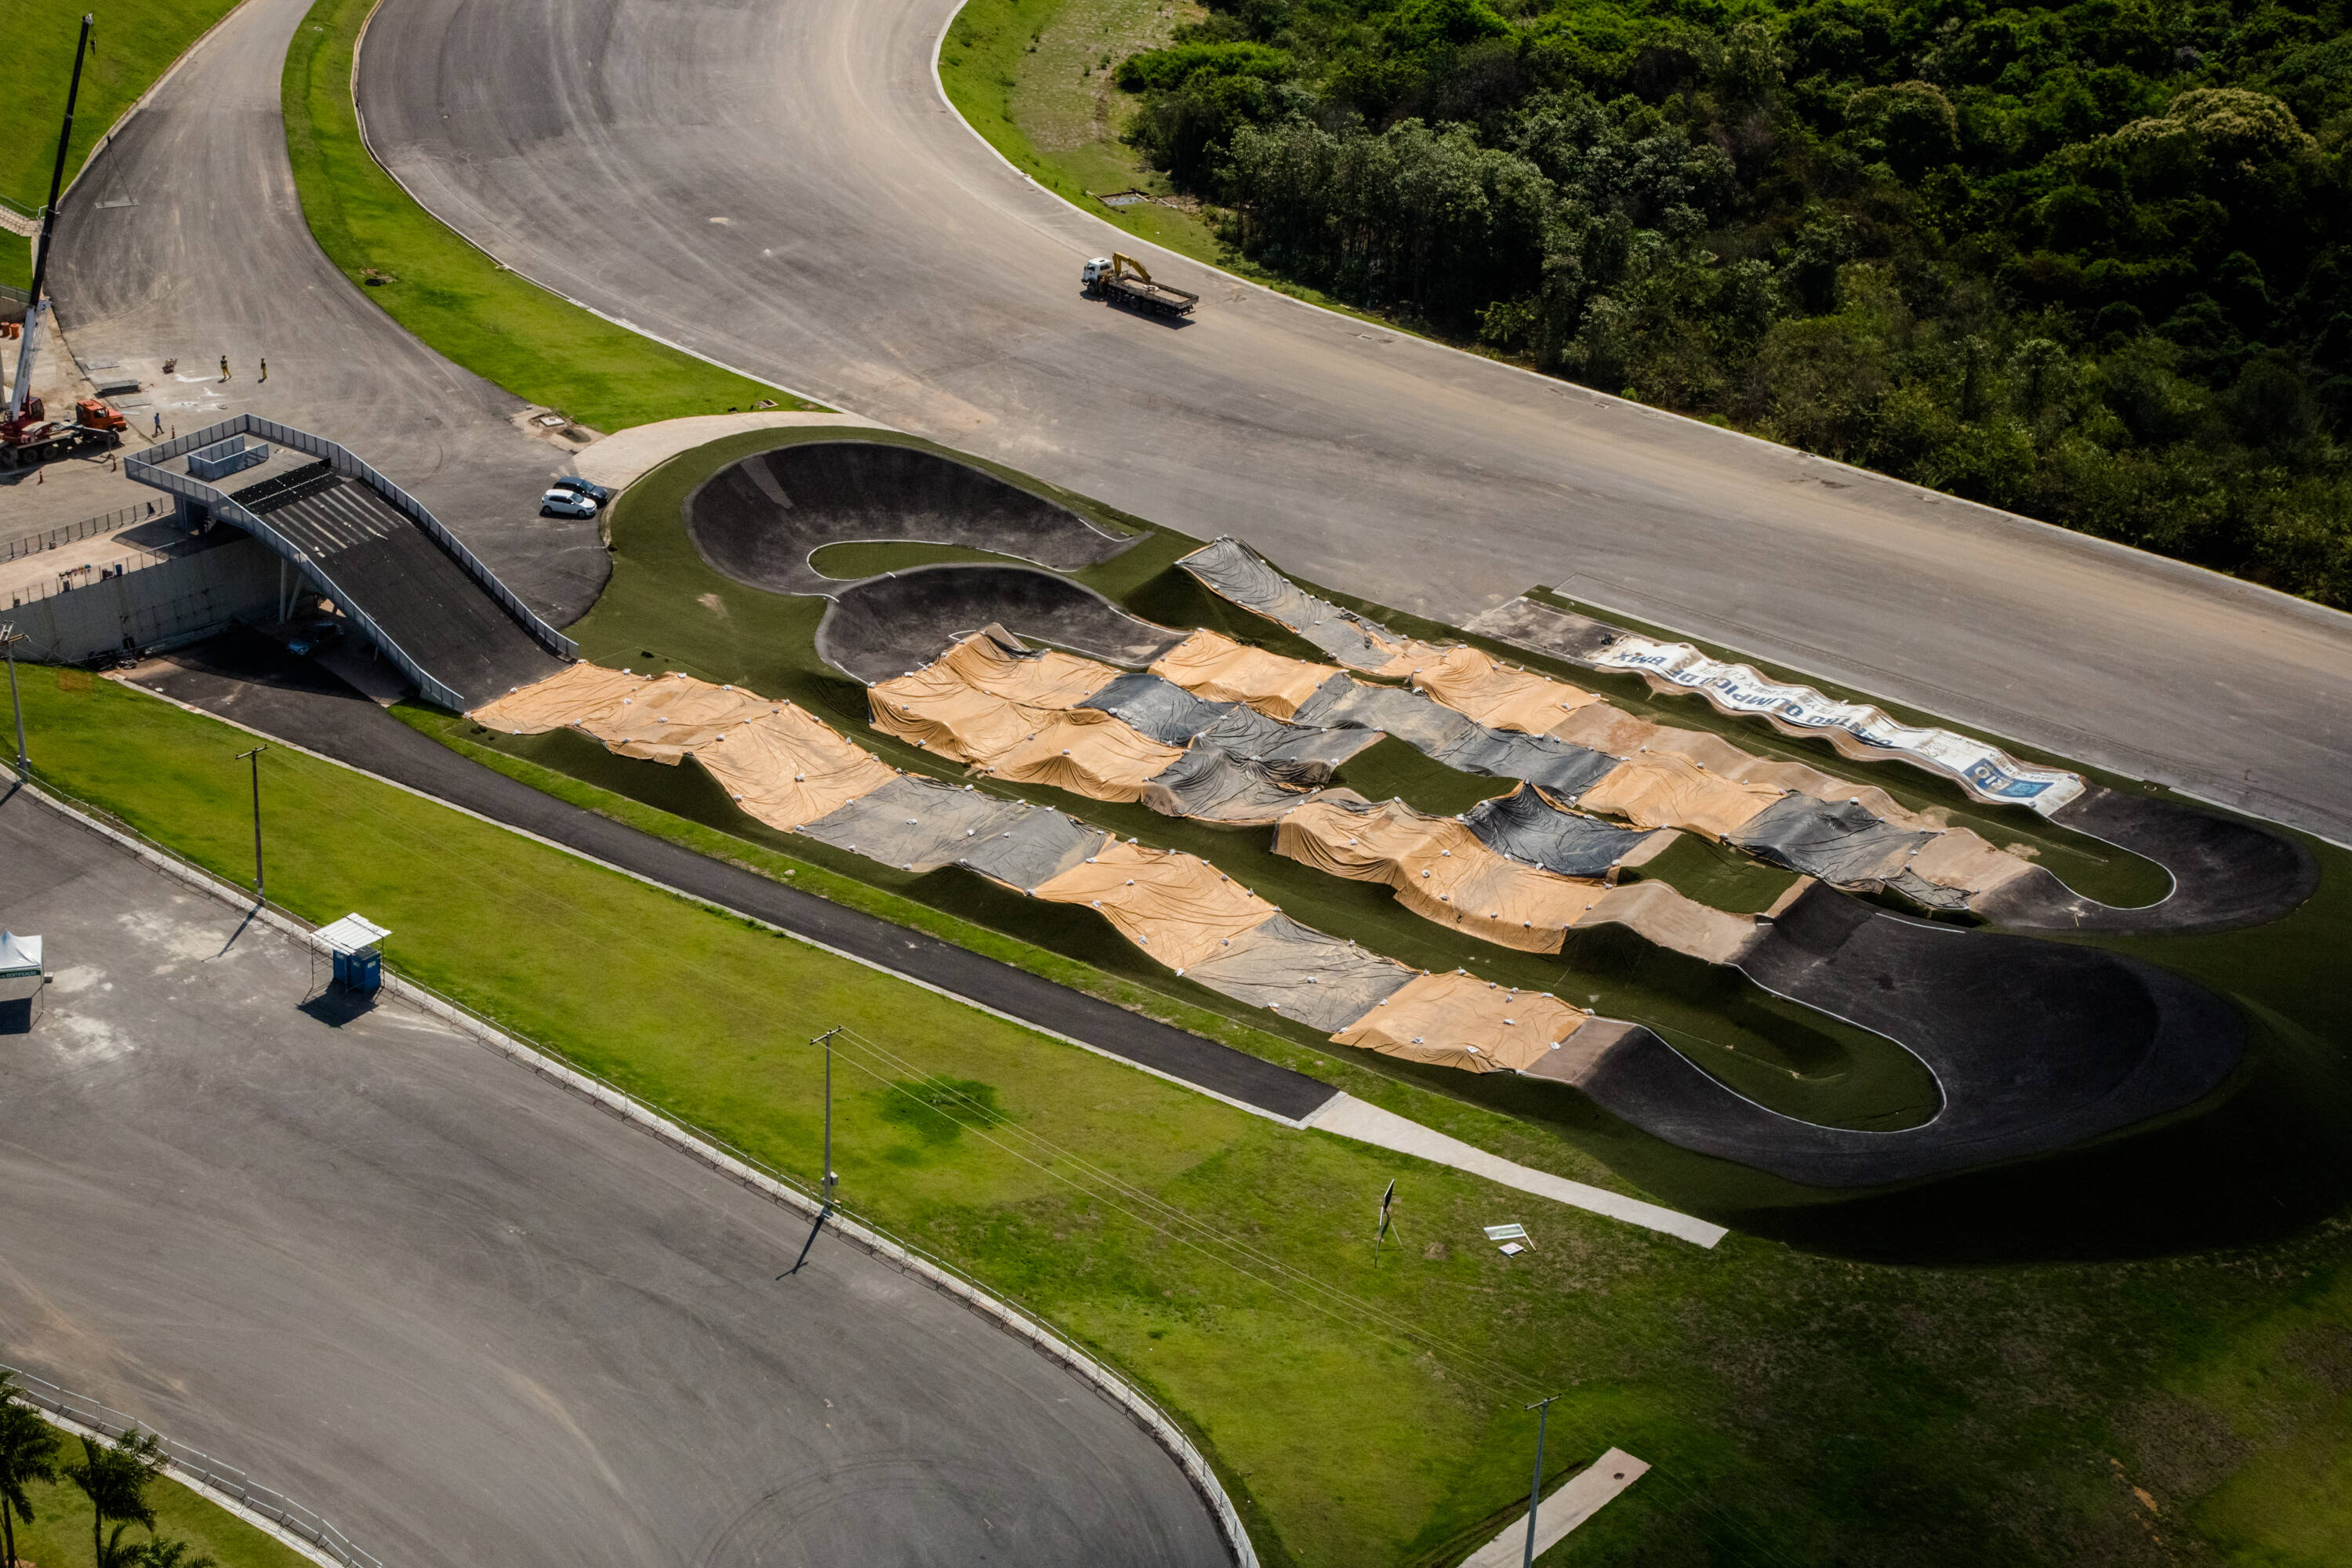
[313,913,390,994]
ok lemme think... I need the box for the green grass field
[3,1446,311,1568]
[15,648,2352,1563]
[281,0,812,431]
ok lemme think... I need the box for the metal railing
[9,763,1259,1568]
[125,416,578,710]
[1,1363,382,1568]
[2,499,167,561]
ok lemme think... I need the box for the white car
[540,488,597,519]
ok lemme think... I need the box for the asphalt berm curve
[687,440,1138,597]
[1542,883,2246,1187]
[815,564,1187,681]
[1972,783,2322,935]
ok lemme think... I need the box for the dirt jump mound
[687,440,1137,596]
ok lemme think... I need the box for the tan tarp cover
[1330,971,1591,1073]
[1570,881,1762,964]
[1273,797,1603,953]
[573,674,786,764]
[872,655,1181,801]
[1410,645,1599,734]
[1575,755,1782,838]
[982,707,1185,801]
[691,707,900,833]
[1355,629,1454,679]
[1149,630,1338,720]
[937,626,1120,710]
[1031,839,1279,969]
[467,662,648,734]
[870,663,1041,760]
[1907,827,2040,898]
[1548,706,1938,828]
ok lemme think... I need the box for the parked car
[550,474,612,506]
[540,488,598,519]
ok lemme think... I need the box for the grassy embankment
[0,0,245,291]
[938,0,1392,321]
[282,0,811,431]
[4,1454,312,1568]
[17,651,2352,1564]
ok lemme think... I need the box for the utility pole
[782,1027,844,1277]
[8,14,93,423]
[1373,1178,1396,1260]
[1522,1392,1564,1568]
[236,744,267,901]
[0,626,25,775]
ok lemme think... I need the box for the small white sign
[1483,1223,1528,1242]
[1497,1242,1526,1257]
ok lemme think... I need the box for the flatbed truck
[1082,253,1199,318]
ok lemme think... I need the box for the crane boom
[7,13,94,423]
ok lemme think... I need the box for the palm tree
[0,1374,61,1568]
[60,1428,164,1568]
[131,1541,214,1568]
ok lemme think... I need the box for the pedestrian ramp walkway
[127,414,568,707]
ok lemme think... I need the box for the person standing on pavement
[151,411,163,437]
[259,358,267,383]
[219,354,229,381]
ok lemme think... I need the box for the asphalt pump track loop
[816,564,1188,682]
[1969,784,2322,935]
[686,440,1138,597]
[1542,883,2248,1188]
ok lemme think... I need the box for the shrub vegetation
[1113,0,2352,604]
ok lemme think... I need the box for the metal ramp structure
[128,415,571,708]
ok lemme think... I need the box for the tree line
[1115,0,2352,607]
[2,1374,216,1568]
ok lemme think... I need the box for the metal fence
[1,1362,382,1568]
[12,763,1259,1568]
[2,499,168,562]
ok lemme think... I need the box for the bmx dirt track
[353,0,2352,845]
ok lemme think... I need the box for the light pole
[0,625,25,775]
[235,744,267,901]
[782,1027,844,1277]
[1523,1392,1564,1568]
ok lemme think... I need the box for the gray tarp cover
[1728,793,1934,887]
[1177,537,1414,670]
[797,774,1029,871]
[1178,914,1416,1031]
[1142,746,1338,825]
[1082,671,1382,782]
[1463,784,1657,877]
[954,805,1111,892]
[1290,675,1618,793]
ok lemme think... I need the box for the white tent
[0,931,42,979]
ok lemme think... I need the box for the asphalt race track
[354,0,2352,844]
[45,0,608,626]
[0,785,1228,1566]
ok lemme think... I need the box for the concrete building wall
[5,535,278,662]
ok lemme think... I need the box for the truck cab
[1080,257,1113,292]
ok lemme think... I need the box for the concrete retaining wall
[4,535,277,662]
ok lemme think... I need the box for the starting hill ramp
[128,414,569,707]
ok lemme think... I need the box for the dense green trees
[1117,0,2352,604]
